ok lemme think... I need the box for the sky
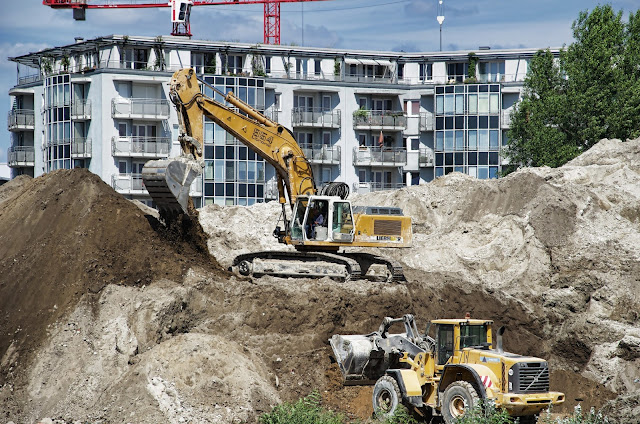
[0,0,638,165]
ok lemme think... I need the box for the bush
[538,405,610,424]
[453,401,514,424]
[382,405,419,424]
[259,391,347,424]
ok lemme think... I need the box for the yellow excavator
[142,68,412,281]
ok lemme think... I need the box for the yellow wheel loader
[142,68,412,281]
[330,314,565,423]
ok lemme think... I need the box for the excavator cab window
[332,202,354,242]
[304,199,329,240]
[460,324,488,349]
[437,324,455,365]
[290,199,308,240]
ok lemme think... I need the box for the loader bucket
[141,157,201,217]
[329,334,383,384]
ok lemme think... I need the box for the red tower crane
[43,0,331,44]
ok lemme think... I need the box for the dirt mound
[1,139,639,423]
[0,169,222,389]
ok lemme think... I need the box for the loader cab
[433,318,494,367]
[290,196,354,244]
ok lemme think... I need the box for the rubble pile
[0,139,638,423]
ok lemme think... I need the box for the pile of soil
[0,169,222,392]
[0,139,638,423]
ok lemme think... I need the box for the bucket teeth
[142,158,201,216]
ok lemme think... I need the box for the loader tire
[372,375,402,418]
[442,381,480,424]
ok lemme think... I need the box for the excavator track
[343,252,406,282]
[231,251,405,282]
[231,251,362,281]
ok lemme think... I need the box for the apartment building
[8,35,554,207]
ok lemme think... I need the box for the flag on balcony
[378,131,384,147]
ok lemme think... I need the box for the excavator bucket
[141,157,201,217]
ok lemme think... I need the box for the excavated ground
[0,139,639,423]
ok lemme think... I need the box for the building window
[420,63,433,81]
[44,74,72,171]
[314,59,322,76]
[191,52,217,74]
[478,61,505,83]
[222,54,243,74]
[201,75,267,206]
[433,84,502,180]
[446,62,467,83]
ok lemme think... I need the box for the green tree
[506,49,578,167]
[507,5,640,169]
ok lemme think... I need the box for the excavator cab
[290,196,354,244]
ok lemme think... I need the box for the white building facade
[7,35,554,207]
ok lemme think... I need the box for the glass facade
[434,84,501,179]
[44,74,72,171]
[201,76,267,206]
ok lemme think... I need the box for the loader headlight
[508,369,514,376]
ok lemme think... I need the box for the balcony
[111,98,170,120]
[112,173,146,195]
[71,100,91,120]
[112,136,171,158]
[291,108,341,128]
[72,138,92,158]
[353,147,407,167]
[353,110,406,130]
[419,148,434,167]
[8,110,35,131]
[419,112,434,131]
[7,146,35,167]
[299,144,341,165]
[352,182,406,194]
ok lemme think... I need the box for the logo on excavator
[252,128,273,146]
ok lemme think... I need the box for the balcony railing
[111,98,170,120]
[71,100,91,119]
[291,108,341,128]
[190,175,203,196]
[72,138,92,158]
[501,110,512,128]
[8,110,35,131]
[419,112,434,131]
[264,108,279,122]
[112,173,145,194]
[352,182,406,194]
[353,110,406,130]
[419,148,434,167]
[17,74,42,85]
[353,146,407,166]
[111,136,171,157]
[7,146,35,167]
[344,73,394,84]
[299,144,341,165]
